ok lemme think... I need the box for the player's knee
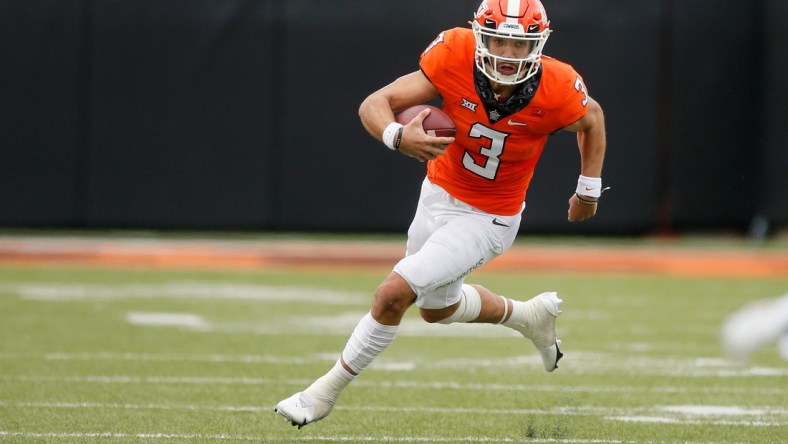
[374,292,409,318]
[371,275,415,320]
[419,306,455,323]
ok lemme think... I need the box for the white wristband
[382,122,404,150]
[576,175,602,198]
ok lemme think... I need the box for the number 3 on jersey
[574,76,589,106]
[463,76,587,181]
[463,123,508,180]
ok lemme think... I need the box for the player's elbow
[358,95,377,135]
[586,97,604,126]
[358,93,384,125]
[358,95,372,121]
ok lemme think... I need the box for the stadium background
[2,0,786,236]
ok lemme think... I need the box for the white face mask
[472,20,550,86]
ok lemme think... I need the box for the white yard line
[126,312,210,328]
[2,350,786,378]
[0,281,368,304]
[4,400,784,420]
[0,351,340,365]
[0,432,640,443]
[1,374,786,396]
[605,416,784,427]
[1,401,783,440]
[0,400,629,415]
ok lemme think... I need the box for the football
[395,104,457,137]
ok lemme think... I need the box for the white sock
[438,284,482,324]
[341,312,398,375]
[502,299,526,329]
[305,313,398,405]
[304,359,354,404]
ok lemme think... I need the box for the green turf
[0,255,786,443]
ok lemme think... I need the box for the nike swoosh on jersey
[507,120,528,126]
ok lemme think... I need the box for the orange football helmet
[472,0,551,85]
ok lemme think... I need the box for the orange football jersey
[420,27,590,215]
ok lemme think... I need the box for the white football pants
[393,178,522,309]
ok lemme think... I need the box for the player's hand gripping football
[398,109,455,162]
[567,193,598,222]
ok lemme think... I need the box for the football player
[276,0,607,428]
[722,293,788,362]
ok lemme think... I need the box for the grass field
[0,235,786,443]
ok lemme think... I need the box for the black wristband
[393,127,404,150]
[576,193,598,205]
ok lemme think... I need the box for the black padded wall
[760,0,788,225]
[83,0,277,228]
[666,0,763,231]
[1,1,786,234]
[0,0,87,225]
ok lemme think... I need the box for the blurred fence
[2,0,786,235]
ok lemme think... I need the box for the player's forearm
[359,93,397,143]
[577,131,605,178]
[359,71,441,143]
[576,103,606,179]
